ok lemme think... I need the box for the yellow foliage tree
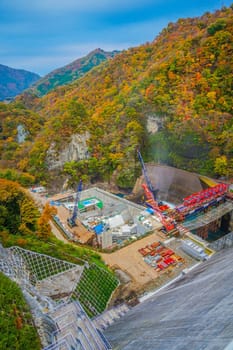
[37,203,57,238]
[214,155,228,176]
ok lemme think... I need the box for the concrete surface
[105,247,233,350]
[146,165,203,204]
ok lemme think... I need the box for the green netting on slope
[6,246,118,317]
[9,246,79,284]
[71,264,119,318]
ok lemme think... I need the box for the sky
[0,0,232,76]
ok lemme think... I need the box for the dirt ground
[101,231,167,286]
[101,230,196,305]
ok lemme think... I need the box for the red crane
[137,149,175,232]
[142,183,175,232]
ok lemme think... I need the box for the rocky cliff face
[46,132,90,170]
[146,115,165,134]
[17,124,28,143]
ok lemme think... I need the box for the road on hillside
[29,190,69,243]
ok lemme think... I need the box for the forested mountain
[29,48,120,96]
[0,64,40,101]
[1,6,232,188]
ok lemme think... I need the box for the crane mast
[67,180,82,227]
[137,149,157,197]
[137,150,175,232]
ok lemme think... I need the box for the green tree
[214,155,228,176]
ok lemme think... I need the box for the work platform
[182,200,233,231]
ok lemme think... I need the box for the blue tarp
[146,208,154,214]
[93,223,104,235]
[50,200,61,206]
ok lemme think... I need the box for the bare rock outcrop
[46,132,90,170]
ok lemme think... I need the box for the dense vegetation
[0,64,40,101]
[29,48,120,97]
[0,6,232,188]
[73,265,118,317]
[0,179,105,268]
[0,272,41,350]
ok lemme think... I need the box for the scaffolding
[43,301,112,350]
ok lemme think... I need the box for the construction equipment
[137,149,158,199]
[67,180,82,228]
[137,150,175,232]
[142,183,175,232]
[137,149,170,211]
[173,183,228,220]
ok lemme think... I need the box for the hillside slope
[3,6,233,187]
[29,48,120,96]
[0,272,41,350]
[0,64,40,101]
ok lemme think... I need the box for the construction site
[2,155,233,350]
[42,152,233,252]
[30,154,233,298]
[48,186,161,249]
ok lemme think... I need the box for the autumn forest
[0,5,232,190]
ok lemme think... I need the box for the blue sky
[0,0,232,76]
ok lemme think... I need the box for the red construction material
[157,263,166,270]
[138,248,148,256]
[183,183,228,207]
[151,242,160,248]
[165,249,174,256]
[158,204,170,211]
[142,183,175,232]
[164,257,175,265]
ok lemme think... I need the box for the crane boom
[142,183,175,231]
[67,180,82,227]
[137,149,156,196]
[137,150,175,232]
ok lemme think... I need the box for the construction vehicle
[137,149,159,199]
[67,180,82,228]
[142,183,175,232]
[137,150,175,232]
[137,149,169,211]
